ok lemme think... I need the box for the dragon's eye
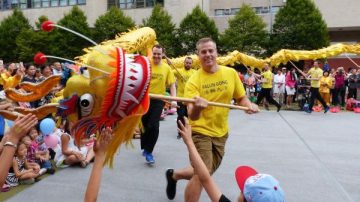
[80,93,94,116]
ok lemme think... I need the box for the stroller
[296,79,311,111]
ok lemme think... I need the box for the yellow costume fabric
[308,67,323,88]
[261,70,273,89]
[184,66,245,137]
[319,76,331,93]
[149,62,175,95]
[0,72,21,89]
[174,68,196,97]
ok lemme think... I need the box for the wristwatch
[4,141,17,149]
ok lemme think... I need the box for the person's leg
[340,87,346,107]
[314,88,328,109]
[64,155,81,165]
[176,102,187,138]
[264,88,281,110]
[308,87,317,111]
[333,88,340,106]
[173,166,193,180]
[85,148,95,163]
[255,89,265,105]
[141,99,164,154]
[184,175,203,202]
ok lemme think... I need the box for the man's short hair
[152,44,164,52]
[185,56,193,61]
[196,38,216,51]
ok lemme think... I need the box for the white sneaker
[39,168,47,175]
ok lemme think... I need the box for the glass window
[214,9,224,16]
[78,0,86,5]
[19,0,27,8]
[33,0,41,7]
[261,7,269,14]
[146,0,154,7]
[68,0,76,5]
[136,0,144,8]
[50,0,58,6]
[253,7,262,14]
[59,0,67,6]
[271,6,280,14]
[231,8,239,15]
[42,0,49,7]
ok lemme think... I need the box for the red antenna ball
[34,52,47,65]
[41,21,55,32]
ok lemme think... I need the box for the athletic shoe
[166,169,177,200]
[145,153,155,164]
[324,106,330,113]
[277,106,281,112]
[39,168,47,175]
[305,109,312,114]
[46,168,56,175]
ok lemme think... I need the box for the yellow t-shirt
[149,62,176,95]
[184,66,246,137]
[174,68,196,97]
[261,70,273,89]
[308,67,323,88]
[319,76,331,93]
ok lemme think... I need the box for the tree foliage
[51,6,92,59]
[220,4,268,55]
[177,6,219,55]
[16,16,54,62]
[0,9,31,62]
[93,6,135,43]
[142,4,178,56]
[271,0,329,53]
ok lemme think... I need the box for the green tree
[0,9,31,62]
[142,4,178,57]
[271,0,329,53]
[16,16,54,62]
[220,4,268,56]
[51,6,92,59]
[177,5,219,55]
[93,7,135,43]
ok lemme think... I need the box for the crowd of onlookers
[238,63,360,111]
[0,61,96,193]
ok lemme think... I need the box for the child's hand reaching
[93,127,113,156]
[177,117,192,145]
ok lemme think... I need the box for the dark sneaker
[145,153,155,164]
[305,109,312,114]
[46,168,56,175]
[324,106,330,113]
[277,106,281,112]
[166,169,177,200]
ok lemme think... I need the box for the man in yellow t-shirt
[141,44,176,164]
[174,57,196,139]
[165,38,258,201]
[252,64,281,112]
[302,61,329,113]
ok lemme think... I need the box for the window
[42,0,49,7]
[59,0,66,6]
[214,9,224,16]
[33,0,41,7]
[231,8,239,15]
[69,0,76,5]
[50,0,58,7]
[116,0,162,9]
[78,0,86,4]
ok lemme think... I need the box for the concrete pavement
[5,110,360,202]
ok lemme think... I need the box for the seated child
[6,143,46,187]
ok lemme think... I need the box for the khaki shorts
[191,132,228,174]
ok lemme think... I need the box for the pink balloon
[44,135,58,149]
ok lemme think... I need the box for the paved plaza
[5,110,360,202]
